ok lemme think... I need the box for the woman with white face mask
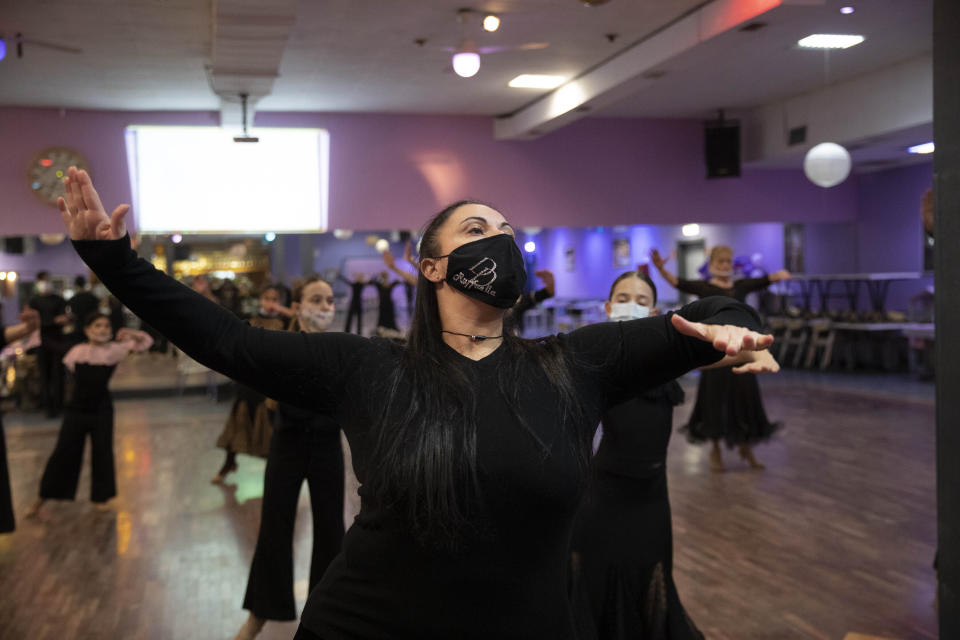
[571,271,778,640]
[58,168,774,640]
[652,246,791,471]
[571,270,703,640]
[235,277,346,640]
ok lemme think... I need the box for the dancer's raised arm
[565,296,771,406]
[58,167,367,411]
[649,249,679,288]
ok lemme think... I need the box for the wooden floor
[0,370,937,640]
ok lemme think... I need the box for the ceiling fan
[424,8,549,78]
[0,32,83,61]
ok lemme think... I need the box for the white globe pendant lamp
[803,142,852,188]
[452,40,480,78]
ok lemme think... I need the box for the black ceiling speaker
[3,237,24,254]
[704,110,740,179]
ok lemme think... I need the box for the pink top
[62,328,154,372]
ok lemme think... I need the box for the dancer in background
[27,314,152,515]
[511,269,555,335]
[67,275,99,344]
[234,277,345,640]
[652,246,790,471]
[571,270,777,640]
[371,272,401,336]
[29,271,69,418]
[0,309,40,533]
[338,273,368,335]
[211,284,290,483]
[59,169,773,640]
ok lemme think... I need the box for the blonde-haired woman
[652,245,790,471]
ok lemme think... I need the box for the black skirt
[1,419,14,533]
[681,368,781,448]
[571,468,704,640]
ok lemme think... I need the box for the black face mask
[434,234,527,309]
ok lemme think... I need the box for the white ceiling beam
[494,0,786,140]
[742,55,933,166]
[209,0,298,128]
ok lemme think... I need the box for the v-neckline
[442,340,505,365]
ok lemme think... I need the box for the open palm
[57,166,129,241]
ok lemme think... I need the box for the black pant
[36,343,65,416]
[343,303,363,334]
[293,625,324,639]
[1,420,14,533]
[243,426,345,621]
[38,407,116,503]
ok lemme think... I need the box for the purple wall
[1,106,858,237]
[855,162,934,311]
[0,106,932,318]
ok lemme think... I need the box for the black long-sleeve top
[676,276,771,303]
[73,236,761,640]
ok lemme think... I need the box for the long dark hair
[365,201,590,548]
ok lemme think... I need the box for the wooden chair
[778,318,808,367]
[804,317,836,370]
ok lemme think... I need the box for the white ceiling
[598,0,932,119]
[0,0,708,114]
[0,0,934,168]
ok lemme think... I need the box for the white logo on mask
[452,257,498,295]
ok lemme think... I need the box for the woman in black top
[58,167,774,640]
[652,246,790,471]
[235,277,345,640]
[0,308,40,533]
[570,271,777,640]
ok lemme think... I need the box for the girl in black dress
[211,284,291,483]
[234,277,345,640]
[571,270,778,640]
[58,167,775,640]
[27,314,152,515]
[652,246,790,471]
[0,308,40,533]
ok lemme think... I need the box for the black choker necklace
[441,330,504,342]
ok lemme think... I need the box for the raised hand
[650,248,669,270]
[57,166,129,241]
[382,250,398,270]
[768,269,792,283]
[534,269,555,296]
[670,314,773,356]
[404,240,418,268]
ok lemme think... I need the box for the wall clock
[27,146,90,207]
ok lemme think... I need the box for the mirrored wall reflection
[1,217,931,334]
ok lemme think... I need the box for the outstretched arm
[3,308,39,344]
[382,250,418,286]
[566,296,772,406]
[649,249,679,288]
[115,327,155,353]
[58,167,366,410]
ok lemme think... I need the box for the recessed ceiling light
[797,34,865,49]
[508,74,566,89]
[483,14,500,32]
[907,142,935,154]
[840,6,855,15]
